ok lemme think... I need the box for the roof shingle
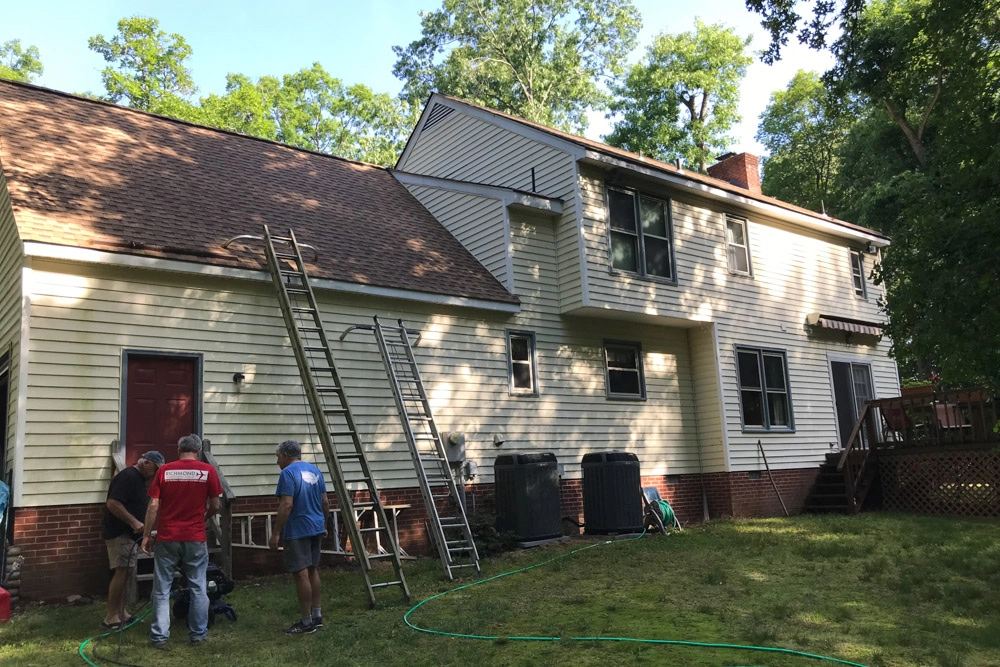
[0,80,518,305]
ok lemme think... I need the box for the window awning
[806,313,883,337]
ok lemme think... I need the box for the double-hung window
[506,330,538,396]
[736,347,793,431]
[604,340,645,400]
[725,215,751,275]
[607,187,674,281]
[850,249,867,298]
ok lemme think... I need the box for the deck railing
[837,389,998,513]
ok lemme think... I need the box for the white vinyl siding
[0,177,22,480]
[400,105,586,312]
[20,231,707,506]
[403,186,510,287]
[687,324,726,472]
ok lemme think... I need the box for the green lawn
[3,513,1000,667]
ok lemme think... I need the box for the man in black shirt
[101,451,164,630]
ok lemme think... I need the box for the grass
[3,512,1000,666]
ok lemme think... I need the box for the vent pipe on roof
[675,158,683,172]
[530,167,536,192]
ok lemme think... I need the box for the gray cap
[139,451,165,467]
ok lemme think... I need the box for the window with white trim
[725,215,751,275]
[604,340,645,399]
[506,330,538,396]
[607,187,674,281]
[850,249,867,298]
[736,347,793,430]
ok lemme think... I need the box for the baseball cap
[139,451,165,467]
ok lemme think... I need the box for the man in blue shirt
[269,440,330,635]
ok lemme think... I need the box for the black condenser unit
[494,452,561,542]
[582,451,642,534]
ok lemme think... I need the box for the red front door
[125,355,197,466]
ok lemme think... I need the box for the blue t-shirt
[275,460,327,540]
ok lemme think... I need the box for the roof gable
[0,80,517,305]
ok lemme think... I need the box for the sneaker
[312,615,324,630]
[189,636,207,646]
[283,620,317,635]
[150,641,169,651]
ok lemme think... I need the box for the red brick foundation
[10,468,820,600]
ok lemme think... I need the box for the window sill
[607,268,678,287]
[606,394,647,402]
[740,427,796,434]
[509,391,539,398]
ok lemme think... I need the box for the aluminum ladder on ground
[262,226,410,607]
[365,315,481,580]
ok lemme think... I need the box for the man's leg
[308,567,321,611]
[105,567,129,624]
[291,567,313,619]
[150,542,180,646]
[181,542,210,643]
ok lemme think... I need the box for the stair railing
[836,403,880,512]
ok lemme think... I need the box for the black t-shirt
[101,466,149,540]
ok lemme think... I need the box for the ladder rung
[287,288,310,294]
[360,527,388,534]
[280,270,305,278]
[273,251,297,259]
[370,579,403,586]
[448,547,471,554]
[316,386,344,393]
[329,430,358,438]
[352,501,375,508]
[293,307,317,314]
[450,564,478,569]
[323,407,348,415]
[298,326,322,333]
[310,366,335,373]
[270,235,293,243]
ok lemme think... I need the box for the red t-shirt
[148,459,223,542]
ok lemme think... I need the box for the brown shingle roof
[431,94,889,243]
[0,80,518,305]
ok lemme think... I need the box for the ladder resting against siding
[262,226,410,607]
[342,317,481,580]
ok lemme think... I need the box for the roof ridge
[0,78,390,172]
[431,93,888,241]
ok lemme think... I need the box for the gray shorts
[106,534,141,569]
[283,534,322,572]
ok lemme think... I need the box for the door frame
[119,349,204,452]
[826,352,877,446]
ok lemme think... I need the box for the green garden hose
[403,534,869,667]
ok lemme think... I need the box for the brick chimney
[706,152,761,194]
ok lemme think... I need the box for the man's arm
[140,498,160,555]
[206,496,221,521]
[320,492,331,536]
[269,495,294,550]
[106,499,143,534]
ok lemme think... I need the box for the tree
[392,0,641,132]
[745,0,866,64]
[605,21,752,172]
[201,64,415,166]
[756,70,852,212]
[0,39,43,83]
[88,16,199,118]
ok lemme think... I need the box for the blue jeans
[150,541,209,644]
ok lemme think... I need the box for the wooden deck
[834,389,1000,516]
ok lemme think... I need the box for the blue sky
[4,0,832,153]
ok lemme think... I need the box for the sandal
[100,620,122,631]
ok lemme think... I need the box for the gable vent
[422,103,456,132]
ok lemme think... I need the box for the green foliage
[392,0,641,133]
[88,16,199,118]
[466,509,518,556]
[756,70,852,213]
[201,64,416,165]
[605,21,752,172]
[0,39,43,83]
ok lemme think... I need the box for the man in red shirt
[141,434,222,650]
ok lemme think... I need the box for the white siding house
[1,81,895,600]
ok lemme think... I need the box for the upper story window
[604,340,646,400]
[506,330,538,396]
[725,215,752,276]
[735,346,794,431]
[850,249,867,298]
[607,187,675,282]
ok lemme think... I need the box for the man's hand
[141,535,154,555]
[132,521,144,534]
[268,532,281,551]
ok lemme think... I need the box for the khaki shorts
[106,534,141,569]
